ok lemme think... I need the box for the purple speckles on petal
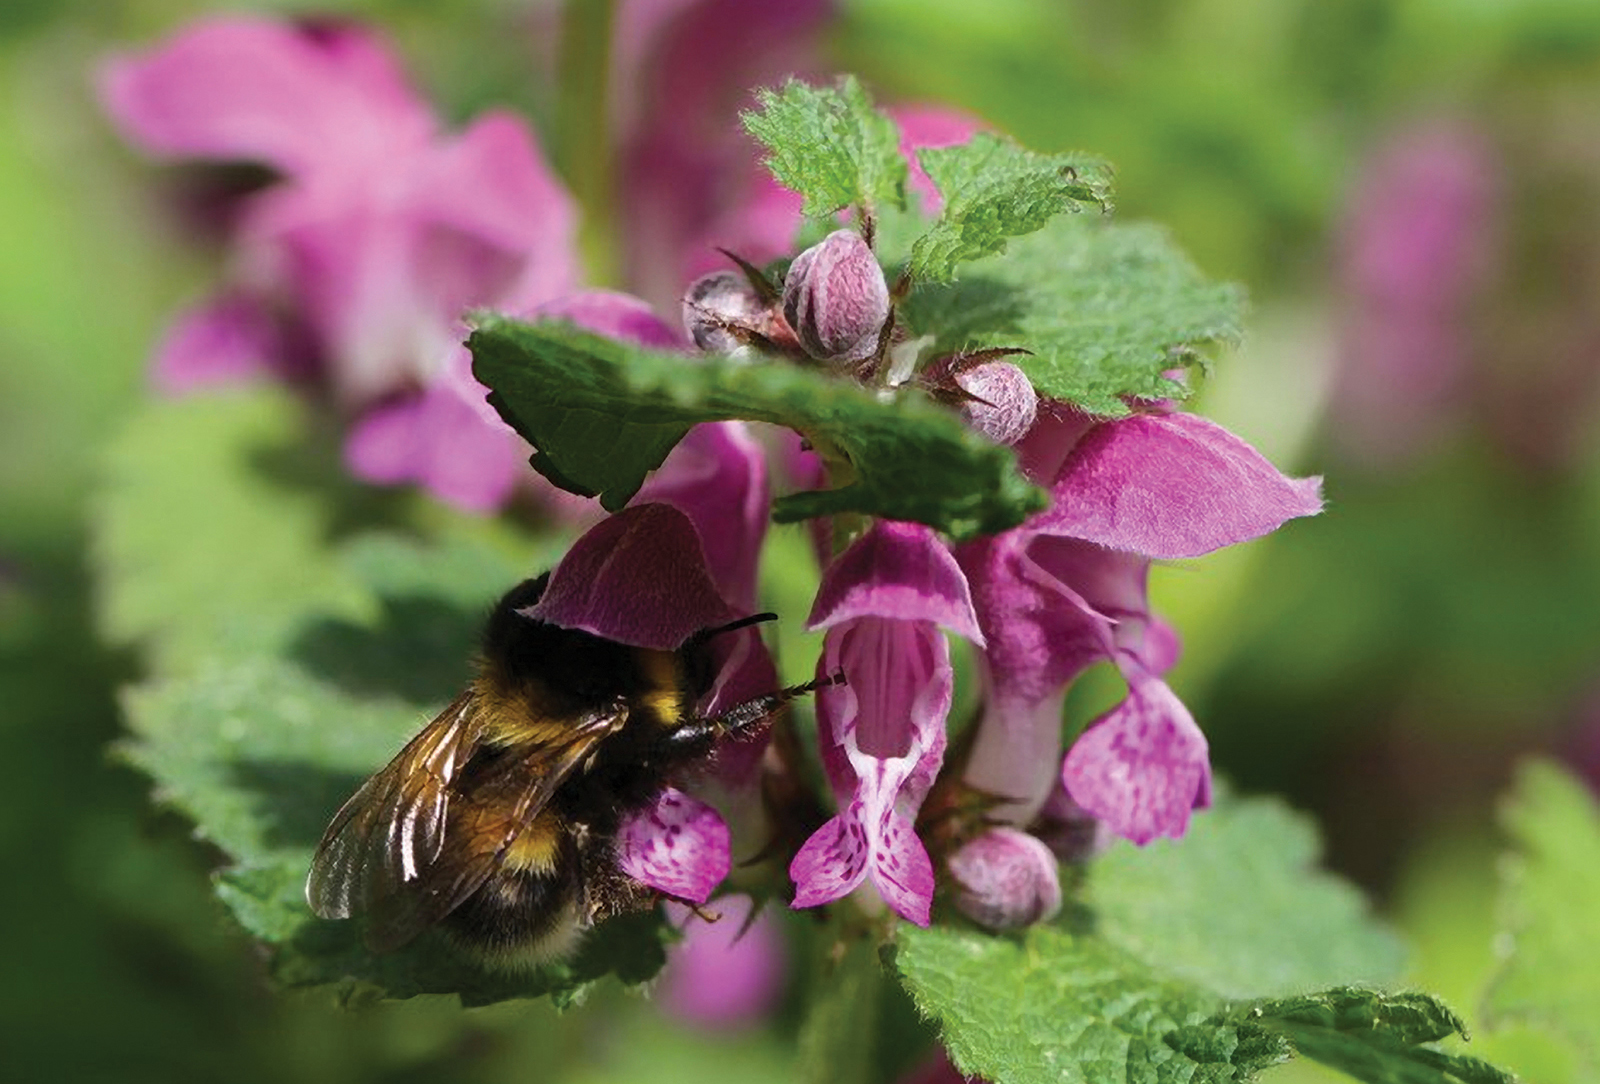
[616,787,731,904]
[1061,674,1211,845]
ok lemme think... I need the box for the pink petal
[641,422,770,613]
[616,787,731,904]
[342,358,522,513]
[1061,675,1211,845]
[789,808,870,908]
[525,503,736,649]
[98,16,432,178]
[1028,536,1175,674]
[612,0,826,306]
[870,809,935,926]
[423,111,580,310]
[534,290,684,350]
[1039,413,1324,560]
[789,798,936,926]
[808,521,983,644]
[958,533,1109,709]
[149,292,293,393]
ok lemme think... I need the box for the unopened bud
[682,270,769,355]
[782,229,890,364]
[947,827,1062,931]
[923,352,1038,445]
[952,362,1037,445]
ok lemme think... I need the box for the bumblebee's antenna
[698,612,779,642]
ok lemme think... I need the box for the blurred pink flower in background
[1331,118,1500,469]
[100,16,580,511]
[612,0,831,309]
[657,895,787,1029]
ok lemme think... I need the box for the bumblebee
[305,575,826,967]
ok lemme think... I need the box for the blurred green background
[4,0,1599,1080]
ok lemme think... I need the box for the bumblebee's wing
[305,689,482,926]
[306,691,630,952]
[363,702,630,951]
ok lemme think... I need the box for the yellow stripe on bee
[503,812,564,873]
[634,648,690,726]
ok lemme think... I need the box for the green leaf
[742,75,908,217]
[890,923,1285,1084]
[468,316,1046,540]
[893,926,1499,1084]
[1485,760,1600,1073]
[1236,990,1516,1084]
[888,795,1505,1084]
[910,134,1114,284]
[93,389,666,1006]
[899,216,1246,415]
[1089,792,1407,999]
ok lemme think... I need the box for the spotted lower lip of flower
[616,786,732,905]
[789,522,982,926]
[1060,670,1211,845]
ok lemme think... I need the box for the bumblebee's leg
[581,837,658,924]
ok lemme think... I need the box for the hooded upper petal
[1036,412,1323,559]
[524,503,737,649]
[808,521,983,643]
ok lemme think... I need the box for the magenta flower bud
[947,827,1062,931]
[782,229,890,364]
[920,355,1039,446]
[682,269,768,354]
[954,361,1037,445]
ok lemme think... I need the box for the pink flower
[612,0,832,309]
[958,403,1322,843]
[789,522,983,925]
[656,894,787,1029]
[100,16,579,508]
[1333,119,1500,467]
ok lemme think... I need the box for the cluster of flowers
[103,10,1318,969]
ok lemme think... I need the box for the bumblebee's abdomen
[442,822,584,967]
